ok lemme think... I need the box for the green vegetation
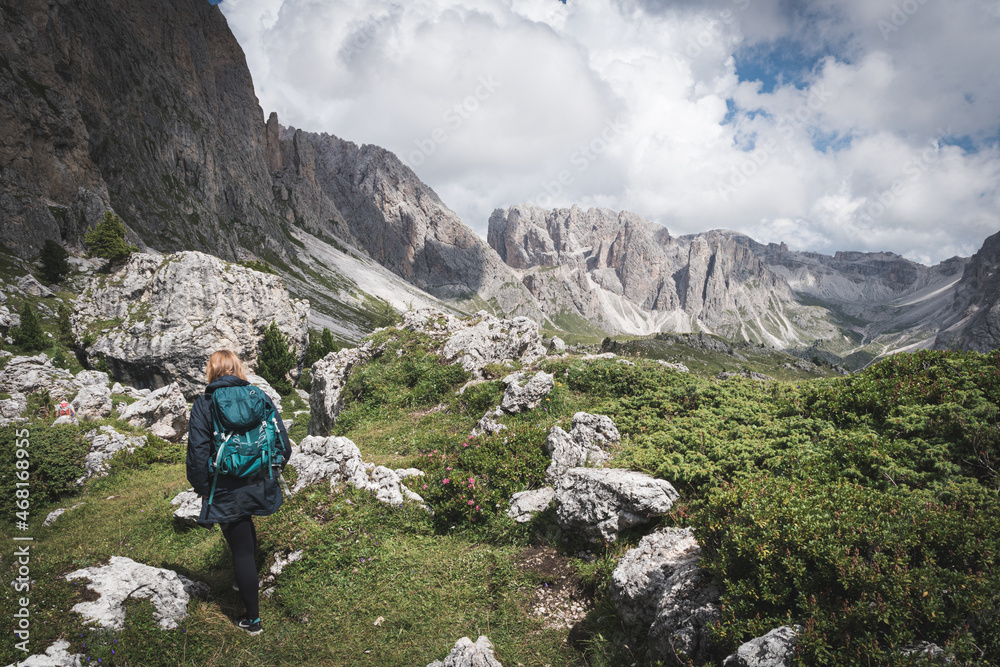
[10,301,46,351]
[84,211,139,265]
[257,322,297,395]
[302,327,339,367]
[38,239,71,284]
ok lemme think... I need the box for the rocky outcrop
[307,342,377,437]
[64,556,209,630]
[272,126,542,319]
[73,251,308,398]
[0,354,76,397]
[554,468,679,543]
[403,308,546,376]
[723,625,803,667]
[116,382,188,441]
[72,370,112,420]
[610,528,721,666]
[0,0,293,261]
[544,412,617,482]
[471,371,553,437]
[289,435,425,506]
[170,489,202,526]
[78,426,148,484]
[507,487,555,523]
[426,636,504,667]
[0,392,27,424]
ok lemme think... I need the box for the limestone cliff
[934,230,1000,352]
[0,0,289,261]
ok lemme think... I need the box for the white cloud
[219,0,1000,265]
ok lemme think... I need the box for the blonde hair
[206,350,247,384]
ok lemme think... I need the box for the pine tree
[84,211,138,264]
[39,239,71,284]
[11,303,47,352]
[302,327,339,367]
[257,322,297,395]
[57,303,74,346]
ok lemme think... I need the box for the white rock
[0,354,76,396]
[548,336,567,354]
[498,371,554,414]
[77,426,148,484]
[426,635,504,667]
[0,392,27,420]
[259,549,304,598]
[73,382,112,420]
[470,413,506,437]
[394,468,425,479]
[308,342,377,436]
[3,640,84,667]
[72,251,309,399]
[74,370,110,387]
[554,468,679,543]
[507,487,555,523]
[64,556,209,629]
[170,489,202,526]
[17,274,55,298]
[723,625,804,667]
[42,504,83,527]
[545,412,617,482]
[116,382,188,441]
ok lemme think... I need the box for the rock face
[64,556,209,630]
[554,468,679,543]
[723,625,803,667]
[0,0,293,262]
[544,412,618,482]
[610,528,721,666]
[289,435,425,505]
[0,354,76,397]
[403,308,546,376]
[307,342,377,437]
[116,382,188,441]
[272,126,542,319]
[72,370,112,420]
[73,251,308,398]
[426,636,504,667]
[934,230,1000,352]
[507,487,555,523]
[78,426,148,484]
[0,392,27,424]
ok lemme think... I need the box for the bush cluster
[0,423,88,520]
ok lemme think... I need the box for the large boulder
[544,412,617,482]
[498,371,554,413]
[288,435,425,506]
[723,625,803,667]
[64,556,209,630]
[0,354,76,397]
[116,382,188,441]
[307,342,377,436]
[17,274,55,298]
[0,392,27,424]
[554,468,678,543]
[611,527,721,666]
[426,636,504,667]
[72,251,309,399]
[77,426,148,484]
[403,308,545,377]
[72,371,112,420]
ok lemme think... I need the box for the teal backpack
[207,384,283,505]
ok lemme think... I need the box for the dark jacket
[186,375,292,526]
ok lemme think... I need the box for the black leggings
[221,517,259,619]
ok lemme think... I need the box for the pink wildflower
[442,478,450,484]
[468,500,474,506]
[446,466,452,471]
[422,484,428,490]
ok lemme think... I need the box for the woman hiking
[186,350,292,635]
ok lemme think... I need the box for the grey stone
[545,412,618,482]
[308,342,377,436]
[3,640,84,667]
[73,382,112,420]
[723,625,803,667]
[64,556,209,630]
[554,468,679,543]
[42,504,82,527]
[0,354,76,397]
[17,274,55,298]
[73,251,309,400]
[899,642,956,665]
[116,382,188,441]
[74,370,110,387]
[471,413,506,437]
[507,487,555,523]
[548,336,567,354]
[288,435,425,506]
[499,371,554,414]
[426,635,504,667]
[0,305,15,335]
[77,426,148,484]
[259,549,303,598]
[0,392,27,421]
[170,489,202,526]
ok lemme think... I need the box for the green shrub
[0,423,88,520]
[414,426,549,529]
[258,321,297,395]
[11,302,47,352]
[57,303,74,346]
[453,380,504,417]
[84,211,138,264]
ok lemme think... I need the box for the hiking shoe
[236,616,262,635]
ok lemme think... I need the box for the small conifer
[257,322,297,395]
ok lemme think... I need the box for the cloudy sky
[217,0,1000,265]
